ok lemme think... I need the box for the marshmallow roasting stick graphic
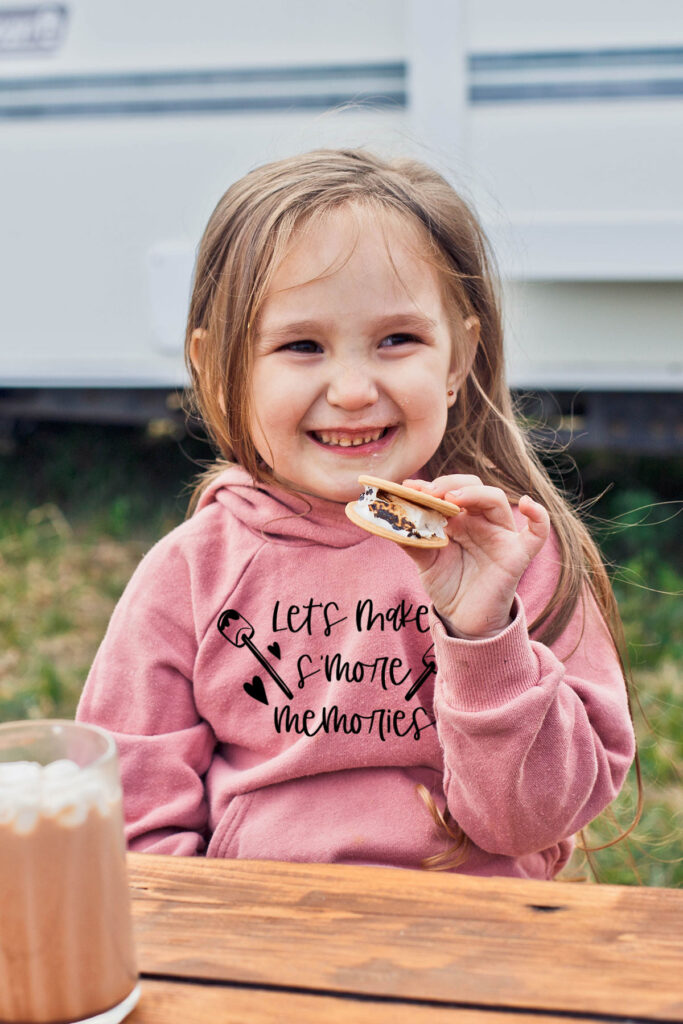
[217,609,294,700]
[404,643,436,701]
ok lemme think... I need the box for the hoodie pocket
[207,791,255,859]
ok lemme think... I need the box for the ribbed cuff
[429,596,541,711]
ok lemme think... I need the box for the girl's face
[249,207,472,503]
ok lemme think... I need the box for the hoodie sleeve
[76,536,215,855]
[429,536,636,859]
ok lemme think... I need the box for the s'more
[345,476,460,548]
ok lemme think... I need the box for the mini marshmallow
[0,758,115,831]
[56,800,89,828]
[0,795,17,825]
[42,758,80,780]
[13,802,41,836]
[0,761,42,787]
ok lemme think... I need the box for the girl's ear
[447,315,480,401]
[189,328,208,374]
[191,327,228,415]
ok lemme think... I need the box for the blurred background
[0,0,681,884]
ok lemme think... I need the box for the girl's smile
[249,206,471,503]
[307,425,396,451]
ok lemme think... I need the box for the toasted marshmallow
[356,486,447,540]
[345,476,460,548]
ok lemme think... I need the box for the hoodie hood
[194,465,368,548]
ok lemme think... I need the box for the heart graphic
[243,675,268,706]
[267,641,281,660]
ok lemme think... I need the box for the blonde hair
[184,148,638,872]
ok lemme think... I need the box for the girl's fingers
[518,495,551,555]
[403,479,550,558]
[444,484,516,528]
[403,475,482,497]
[432,474,482,493]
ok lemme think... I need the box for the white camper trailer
[1,0,681,450]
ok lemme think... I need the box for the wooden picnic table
[126,853,683,1024]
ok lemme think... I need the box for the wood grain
[128,978,594,1024]
[128,854,683,1022]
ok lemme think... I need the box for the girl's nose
[326,364,379,410]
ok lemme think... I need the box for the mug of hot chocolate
[0,720,140,1024]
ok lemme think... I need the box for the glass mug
[0,720,140,1024]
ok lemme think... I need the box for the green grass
[0,423,199,718]
[1,424,680,886]
[0,423,196,541]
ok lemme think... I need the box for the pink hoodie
[76,466,635,879]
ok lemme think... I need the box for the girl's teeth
[315,429,385,446]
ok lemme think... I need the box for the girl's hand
[402,476,550,639]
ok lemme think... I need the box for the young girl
[77,148,636,878]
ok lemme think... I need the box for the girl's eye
[379,333,421,348]
[281,340,323,354]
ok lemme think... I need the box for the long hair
[183,148,637,872]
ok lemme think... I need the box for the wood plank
[128,978,598,1024]
[128,854,683,1022]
